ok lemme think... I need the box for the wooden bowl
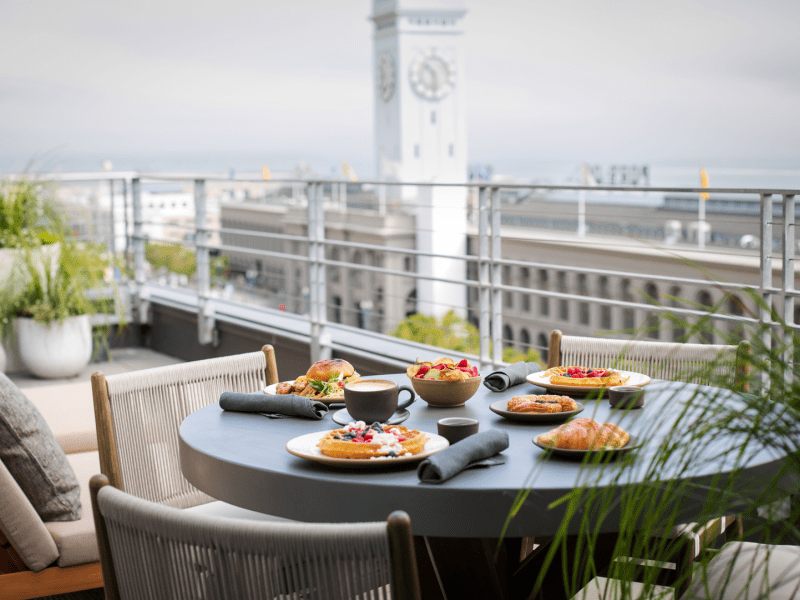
[409,375,482,408]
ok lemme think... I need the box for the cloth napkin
[418,430,509,484]
[219,392,328,420]
[482,361,542,392]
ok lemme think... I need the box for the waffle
[545,366,628,387]
[317,423,429,459]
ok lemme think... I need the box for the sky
[1,0,798,181]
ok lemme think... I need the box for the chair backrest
[547,331,750,391]
[90,475,422,600]
[91,346,279,509]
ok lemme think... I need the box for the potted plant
[0,178,63,372]
[0,238,105,378]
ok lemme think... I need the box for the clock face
[409,49,456,101]
[377,52,396,103]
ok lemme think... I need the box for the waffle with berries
[545,366,628,387]
[317,423,429,459]
[507,394,578,413]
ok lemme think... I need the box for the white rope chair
[547,331,750,391]
[90,474,422,600]
[91,346,278,509]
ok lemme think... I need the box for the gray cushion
[682,541,800,600]
[0,373,81,521]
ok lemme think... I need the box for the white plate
[525,370,651,395]
[489,400,584,422]
[264,382,345,405]
[286,430,449,468]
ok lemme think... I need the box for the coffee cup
[608,385,645,409]
[344,380,416,423]
[437,418,479,445]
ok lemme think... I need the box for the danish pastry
[317,422,428,459]
[545,366,628,387]
[536,418,630,450]
[507,395,578,413]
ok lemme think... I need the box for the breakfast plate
[489,400,584,422]
[286,431,448,468]
[533,434,643,459]
[264,383,344,405]
[525,370,651,395]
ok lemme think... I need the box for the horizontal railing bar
[130,174,800,196]
[217,226,309,243]
[494,282,761,323]
[492,257,767,292]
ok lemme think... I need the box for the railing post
[490,187,503,368]
[108,179,115,258]
[782,194,795,384]
[131,177,148,324]
[478,186,491,372]
[122,178,130,277]
[308,182,330,363]
[195,179,215,346]
[760,193,773,389]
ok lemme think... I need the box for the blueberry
[333,435,341,440]
[388,451,397,457]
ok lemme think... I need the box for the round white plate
[264,382,344,405]
[286,430,449,468]
[525,370,651,395]
[489,400,584,422]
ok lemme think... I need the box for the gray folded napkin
[417,430,509,484]
[219,392,328,420]
[483,361,542,392]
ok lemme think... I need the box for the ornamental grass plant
[508,288,800,600]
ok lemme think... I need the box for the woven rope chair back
[558,335,743,388]
[96,483,403,600]
[104,351,268,508]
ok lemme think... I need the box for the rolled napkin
[219,392,328,420]
[483,361,542,392]
[418,430,509,484]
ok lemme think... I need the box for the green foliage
[0,240,112,338]
[146,242,197,277]
[0,179,60,249]
[502,346,542,365]
[511,289,800,599]
[391,310,479,354]
[392,310,543,365]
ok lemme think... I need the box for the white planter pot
[16,315,93,379]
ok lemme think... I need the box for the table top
[179,373,788,538]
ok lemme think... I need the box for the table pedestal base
[415,533,620,600]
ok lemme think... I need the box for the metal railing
[18,171,800,376]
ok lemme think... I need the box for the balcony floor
[8,347,183,391]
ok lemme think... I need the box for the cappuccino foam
[348,381,395,392]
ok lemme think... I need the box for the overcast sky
[1,0,798,178]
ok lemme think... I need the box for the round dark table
[179,374,788,539]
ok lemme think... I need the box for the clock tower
[371,0,468,189]
[371,0,469,320]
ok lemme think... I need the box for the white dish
[264,382,344,405]
[286,430,449,468]
[525,370,651,395]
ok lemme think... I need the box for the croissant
[537,418,630,450]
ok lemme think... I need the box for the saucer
[331,408,410,426]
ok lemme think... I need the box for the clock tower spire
[371,1,469,320]
[371,0,468,189]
